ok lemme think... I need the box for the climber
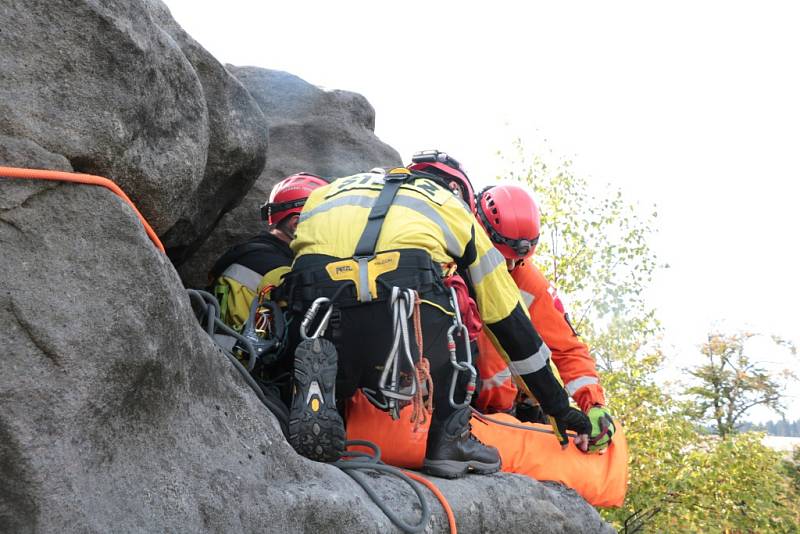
[208,172,327,344]
[281,150,591,477]
[473,183,615,453]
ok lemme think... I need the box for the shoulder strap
[353,168,413,257]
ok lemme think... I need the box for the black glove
[515,401,548,425]
[548,406,592,449]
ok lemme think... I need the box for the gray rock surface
[0,0,267,260]
[0,175,613,533]
[177,67,402,288]
[144,2,268,266]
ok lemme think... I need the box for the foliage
[498,140,660,372]
[499,140,800,533]
[684,332,797,438]
[785,447,800,495]
[670,433,800,532]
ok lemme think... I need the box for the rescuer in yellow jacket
[282,151,591,477]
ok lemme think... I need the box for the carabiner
[446,322,477,409]
[448,286,464,329]
[449,360,477,409]
[300,297,334,340]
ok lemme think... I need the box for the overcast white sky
[164,0,799,421]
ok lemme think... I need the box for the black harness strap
[353,170,411,257]
[350,169,414,303]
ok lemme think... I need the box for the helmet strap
[261,198,307,222]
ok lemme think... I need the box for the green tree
[499,140,800,532]
[685,332,797,438]
[785,446,800,495]
[498,141,660,372]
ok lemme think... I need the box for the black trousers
[289,295,472,426]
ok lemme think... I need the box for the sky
[163,0,800,421]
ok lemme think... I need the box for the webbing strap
[353,171,410,257]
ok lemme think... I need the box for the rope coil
[410,296,433,432]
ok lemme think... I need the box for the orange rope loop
[410,292,433,431]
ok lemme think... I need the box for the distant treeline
[739,419,800,437]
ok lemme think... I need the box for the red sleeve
[512,262,606,412]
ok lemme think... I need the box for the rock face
[0,0,268,264]
[0,2,615,533]
[0,174,614,534]
[177,67,402,288]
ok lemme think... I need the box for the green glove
[587,406,615,453]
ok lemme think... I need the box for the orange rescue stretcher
[346,390,628,508]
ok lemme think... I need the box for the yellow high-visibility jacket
[209,232,292,333]
[291,170,570,415]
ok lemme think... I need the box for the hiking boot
[288,337,345,462]
[423,408,501,479]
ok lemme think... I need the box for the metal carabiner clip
[300,297,334,340]
[446,322,477,409]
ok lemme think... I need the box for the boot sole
[288,338,345,463]
[422,458,502,479]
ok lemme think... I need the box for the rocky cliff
[177,66,402,288]
[0,1,614,532]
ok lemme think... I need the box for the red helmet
[475,183,541,260]
[408,150,476,212]
[261,172,327,226]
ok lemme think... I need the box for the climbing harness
[446,286,477,409]
[351,169,412,302]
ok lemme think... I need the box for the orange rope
[402,470,457,534]
[412,358,433,432]
[411,292,433,431]
[0,166,165,253]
